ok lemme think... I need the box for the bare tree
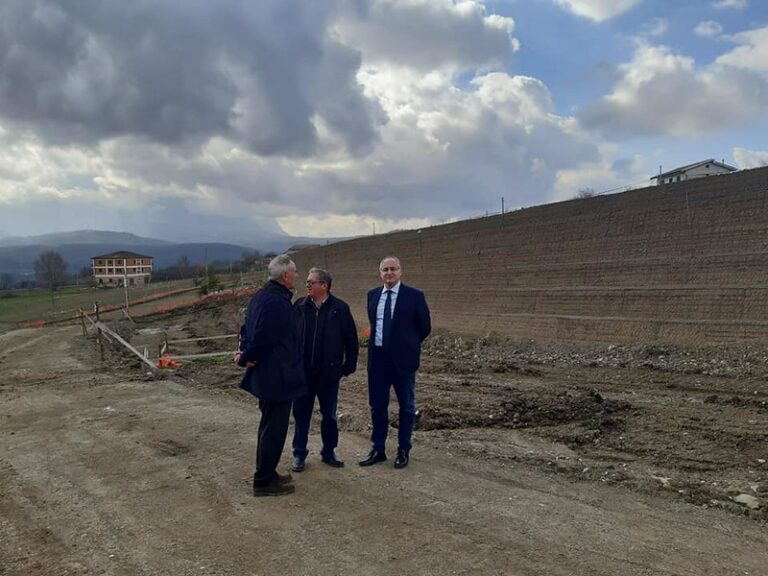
[34,250,68,306]
[575,187,596,199]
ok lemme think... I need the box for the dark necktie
[382,289,393,347]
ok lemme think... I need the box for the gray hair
[309,267,332,290]
[379,256,401,271]
[268,254,296,280]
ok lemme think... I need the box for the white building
[91,251,153,286]
[651,159,737,185]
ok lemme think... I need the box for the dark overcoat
[238,280,307,402]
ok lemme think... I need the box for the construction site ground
[1,298,767,576]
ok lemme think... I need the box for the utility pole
[123,273,129,313]
[501,197,505,214]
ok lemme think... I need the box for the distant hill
[0,230,174,248]
[0,229,351,277]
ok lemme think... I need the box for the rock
[651,475,672,488]
[733,494,761,510]
[752,482,768,495]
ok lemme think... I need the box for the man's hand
[235,351,256,368]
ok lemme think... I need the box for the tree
[199,268,220,295]
[0,273,14,291]
[575,187,596,199]
[34,250,68,306]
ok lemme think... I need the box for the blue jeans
[291,380,340,459]
[368,347,416,453]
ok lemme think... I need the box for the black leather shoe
[253,482,295,497]
[358,450,387,467]
[394,449,409,469]
[321,453,345,468]
[291,456,306,472]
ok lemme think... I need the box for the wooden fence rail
[81,308,240,368]
[80,309,156,370]
[166,334,237,345]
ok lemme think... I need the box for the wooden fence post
[80,309,87,336]
[97,326,105,361]
[95,302,100,322]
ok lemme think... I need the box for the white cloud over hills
[0,1,765,242]
[0,0,602,240]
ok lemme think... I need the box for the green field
[0,279,197,330]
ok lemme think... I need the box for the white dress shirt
[374,281,400,347]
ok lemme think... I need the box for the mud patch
[416,388,630,433]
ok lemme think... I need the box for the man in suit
[291,267,359,472]
[360,256,431,469]
[236,254,307,496]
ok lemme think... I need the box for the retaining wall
[293,166,768,345]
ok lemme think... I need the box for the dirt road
[1,325,766,575]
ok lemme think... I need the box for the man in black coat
[291,267,359,471]
[236,254,307,496]
[360,256,431,469]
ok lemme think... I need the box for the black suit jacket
[367,283,431,376]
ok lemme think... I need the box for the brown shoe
[277,472,293,485]
[253,482,296,497]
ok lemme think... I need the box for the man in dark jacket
[291,267,359,472]
[236,254,307,496]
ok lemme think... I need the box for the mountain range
[0,230,344,277]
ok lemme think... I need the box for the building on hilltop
[91,251,153,286]
[651,159,737,185]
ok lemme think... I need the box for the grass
[0,279,197,325]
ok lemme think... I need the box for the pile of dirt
[422,330,768,378]
[416,388,629,435]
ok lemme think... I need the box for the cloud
[579,42,768,138]
[694,20,723,38]
[0,0,384,158]
[716,26,768,75]
[733,147,768,168]
[552,0,642,22]
[0,0,607,241]
[0,65,603,239]
[712,0,747,9]
[642,18,669,37]
[336,0,519,71]
[552,152,650,201]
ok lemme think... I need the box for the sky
[1,0,767,245]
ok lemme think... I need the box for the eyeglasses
[380,267,400,272]
[305,280,324,286]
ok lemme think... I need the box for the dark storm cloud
[0,0,383,156]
